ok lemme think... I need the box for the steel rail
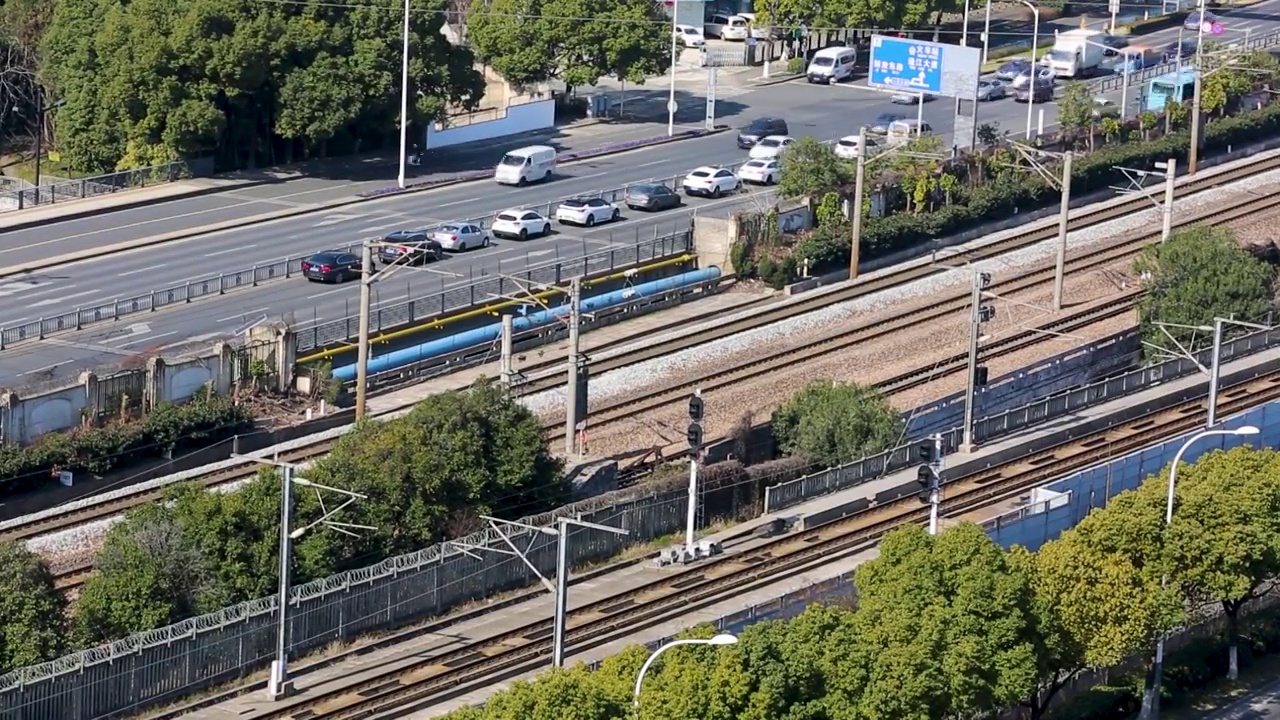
[11,155,1278,581]
[257,367,1280,720]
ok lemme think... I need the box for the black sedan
[624,183,682,211]
[378,230,442,266]
[301,251,362,283]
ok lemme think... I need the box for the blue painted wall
[984,401,1280,552]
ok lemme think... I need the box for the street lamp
[1145,424,1259,719]
[1019,0,1040,141]
[667,0,680,136]
[397,0,411,189]
[633,634,738,706]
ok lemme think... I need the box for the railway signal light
[688,392,704,422]
[687,422,703,449]
[915,438,935,464]
[917,465,935,504]
[979,272,992,288]
[975,365,989,387]
[979,304,996,323]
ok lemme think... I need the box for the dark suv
[737,117,789,148]
[378,230,442,266]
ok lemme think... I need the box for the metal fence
[0,469,758,718]
[294,230,696,354]
[1092,29,1280,94]
[763,323,1280,514]
[0,160,196,212]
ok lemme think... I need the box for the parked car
[748,135,795,159]
[624,183,682,211]
[977,78,1007,101]
[995,58,1031,81]
[737,117,789,148]
[869,112,908,135]
[490,209,552,240]
[682,166,739,197]
[1015,79,1055,103]
[890,91,935,104]
[738,158,780,185]
[431,223,489,252]
[555,197,621,227]
[301,251,361,283]
[377,230,442,266]
[1091,97,1120,119]
[1011,66,1054,89]
[834,135,880,159]
[1162,39,1197,61]
[675,24,705,47]
[1185,9,1217,30]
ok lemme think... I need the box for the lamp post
[981,0,994,64]
[1020,0,1040,141]
[397,0,411,189]
[1207,317,1271,427]
[1143,425,1260,720]
[633,634,738,706]
[667,0,680,137]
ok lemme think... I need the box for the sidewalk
[185,339,1280,719]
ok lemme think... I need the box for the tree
[73,504,217,644]
[307,379,567,564]
[41,0,484,173]
[1134,225,1275,362]
[1007,546,1087,719]
[0,541,64,673]
[1157,447,1280,680]
[1056,81,1094,145]
[771,380,903,467]
[467,0,670,89]
[778,136,850,200]
[848,525,1039,720]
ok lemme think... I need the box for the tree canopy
[466,0,670,89]
[751,0,963,36]
[0,540,64,674]
[1134,226,1275,361]
[771,380,903,467]
[39,0,484,173]
[778,136,851,201]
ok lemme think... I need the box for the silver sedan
[977,79,1006,101]
[430,223,490,252]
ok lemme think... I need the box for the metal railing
[293,230,696,353]
[1092,29,1280,94]
[0,160,195,212]
[763,323,1280,514]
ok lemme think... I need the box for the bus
[1143,69,1197,112]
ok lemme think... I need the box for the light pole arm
[633,640,697,706]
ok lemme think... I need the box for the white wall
[425,99,556,150]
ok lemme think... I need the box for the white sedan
[682,166,739,198]
[738,158,780,185]
[748,135,794,160]
[834,135,880,159]
[675,24,705,47]
[555,197,621,227]
[490,209,552,240]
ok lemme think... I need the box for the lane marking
[205,244,256,257]
[115,331,178,349]
[118,264,165,277]
[29,289,98,308]
[216,307,268,323]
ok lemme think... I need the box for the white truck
[1045,29,1107,78]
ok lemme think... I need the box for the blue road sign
[868,36,947,94]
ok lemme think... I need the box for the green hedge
[1057,604,1280,720]
[789,99,1280,280]
[0,394,254,496]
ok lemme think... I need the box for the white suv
[682,166,739,198]
[555,197,621,227]
[490,209,552,240]
[738,159,779,185]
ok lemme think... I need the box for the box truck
[1046,29,1107,78]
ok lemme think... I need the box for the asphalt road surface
[1198,675,1280,719]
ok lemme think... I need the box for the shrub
[786,56,805,75]
[0,393,253,496]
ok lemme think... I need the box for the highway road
[0,79,1056,383]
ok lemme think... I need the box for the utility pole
[1189,70,1204,175]
[270,464,295,700]
[850,126,867,281]
[1208,317,1224,428]
[1161,158,1177,242]
[355,239,374,419]
[552,517,571,667]
[685,391,704,561]
[960,270,994,453]
[564,277,583,457]
[500,314,515,385]
[1053,150,1073,312]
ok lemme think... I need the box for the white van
[806,47,857,84]
[494,145,556,186]
[887,119,934,145]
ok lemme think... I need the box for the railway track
[250,367,1280,720]
[9,154,1278,590]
